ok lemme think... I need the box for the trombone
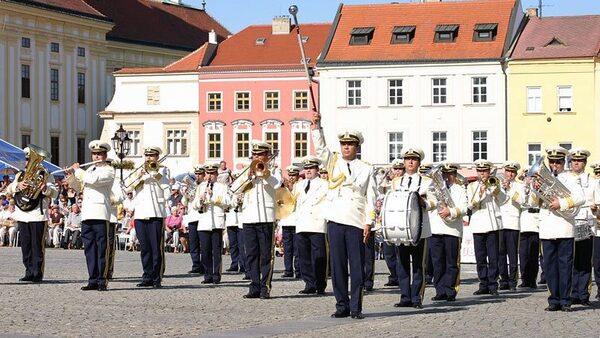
[122,153,168,189]
[229,150,279,194]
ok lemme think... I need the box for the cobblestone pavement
[1,247,600,337]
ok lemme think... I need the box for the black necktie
[408,176,412,188]
[347,162,352,175]
[304,180,311,193]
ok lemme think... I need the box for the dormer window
[473,23,498,42]
[434,24,459,43]
[256,37,266,45]
[350,27,374,46]
[391,26,415,44]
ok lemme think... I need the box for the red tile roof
[115,42,215,74]
[321,0,520,63]
[511,16,600,60]
[9,0,107,20]
[200,23,332,72]
[83,0,230,51]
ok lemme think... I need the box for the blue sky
[185,0,600,33]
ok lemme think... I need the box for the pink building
[198,18,331,171]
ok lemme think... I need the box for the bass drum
[381,190,423,246]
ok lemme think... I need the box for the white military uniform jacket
[519,186,541,233]
[499,180,525,231]
[109,179,125,224]
[193,181,231,230]
[239,168,281,224]
[6,173,57,222]
[467,181,503,234]
[390,173,434,239]
[429,183,467,238]
[126,166,171,219]
[539,172,585,240]
[66,164,115,221]
[182,183,201,224]
[573,173,600,236]
[291,177,328,234]
[312,128,376,229]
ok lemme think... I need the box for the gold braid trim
[327,152,346,190]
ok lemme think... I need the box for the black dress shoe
[350,312,365,319]
[538,279,546,285]
[365,287,374,292]
[188,269,202,274]
[243,275,251,280]
[499,285,510,291]
[153,281,162,288]
[544,304,561,312]
[316,290,326,295]
[473,289,489,295]
[571,298,581,305]
[81,284,99,291]
[299,288,317,294]
[225,267,238,272]
[447,296,456,302]
[561,305,573,312]
[260,293,270,299]
[136,280,154,287]
[243,293,260,299]
[393,302,413,308]
[97,285,108,291]
[431,294,448,301]
[19,276,33,282]
[413,303,423,309]
[31,277,43,283]
[528,284,538,290]
[518,283,526,288]
[295,275,302,279]
[330,310,350,318]
[213,280,221,285]
[384,281,399,287]
[201,280,213,284]
[239,268,246,273]
[281,273,294,278]
[489,290,499,296]
[581,300,592,306]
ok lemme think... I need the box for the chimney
[208,30,217,44]
[272,16,291,35]
[526,7,539,18]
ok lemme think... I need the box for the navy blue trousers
[328,221,365,313]
[107,222,117,278]
[594,237,600,296]
[519,232,539,287]
[238,227,248,275]
[542,238,574,306]
[188,221,204,273]
[135,218,165,283]
[429,234,461,298]
[282,226,300,276]
[199,229,223,282]
[425,238,434,283]
[19,221,46,280]
[572,237,593,301]
[397,239,426,304]
[243,222,275,296]
[227,226,241,270]
[499,229,520,288]
[296,231,327,292]
[363,231,376,290]
[383,241,399,283]
[473,230,499,292]
[81,220,110,286]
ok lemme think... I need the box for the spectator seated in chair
[47,204,64,248]
[63,204,82,249]
[165,206,183,252]
[0,203,17,246]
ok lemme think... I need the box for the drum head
[405,191,423,246]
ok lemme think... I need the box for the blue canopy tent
[0,139,62,176]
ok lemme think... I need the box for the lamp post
[111,124,132,183]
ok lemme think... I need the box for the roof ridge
[163,42,208,70]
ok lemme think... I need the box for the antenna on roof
[201,0,206,10]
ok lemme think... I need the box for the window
[50,68,59,101]
[559,142,572,168]
[527,87,542,113]
[432,78,447,104]
[264,91,279,110]
[77,72,85,104]
[207,92,222,112]
[349,27,374,45]
[166,129,188,155]
[473,23,498,42]
[77,138,86,164]
[391,26,415,44]
[356,144,362,160]
[435,25,459,43]
[147,86,160,105]
[388,79,403,105]
[77,47,85,57]
[294,132,308,158]
[527,143,542,166]
[472,77,487,103]
[472,131,488,161]
[236,92,250,111]
[236,133,250,158]
[21,134,30,149]
[50,136,59,165]
[388,132,403,163]
[557,86,572,112]
[50,42,59,53]
[432,132,447,162]
[293,91,308,110]
[207,133,221,159]
[21,37,30,48]
[347,80,362,106]
[265,132,279,154]
[126,130,141,156]
[21,65,30,98]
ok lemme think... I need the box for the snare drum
[381,190,423,246]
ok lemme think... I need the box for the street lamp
[111,124,132,183]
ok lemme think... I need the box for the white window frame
[203,121,225,161]
[557,86,572,112]
[261,119,283,167]
[527,86,542,113]
[264,90,280,111]
[432,78,447,105]
[292,90,309,111]
[432,131,447,162]
[125,128,143,157]
[231,120,253,160]
[165,128,189,156]
[206,91,223,112]
[346,80,362,106]
[388,132,403,163]
[527,143,542,166]
[388,79,403,106]
[289,120,311,162]
[472,77,487,104]
[234,91,251,112]
[472,130,488,161]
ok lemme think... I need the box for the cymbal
[275,187,295,220]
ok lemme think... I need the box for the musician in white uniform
[381,158,404,288]
[568,148,600,306]
[281,165,301,278]
[293,156,328,295]
[429,162,467,302]
[591,161,600,300]
[536,146,585,311]
[185,165,205,274]
[236,141,282,299]
[467,159,502,296]
[7,146,57,283]
[312,112,376,320]
[392,148,434,309]
[498,161,525,291]
[65,140,115,291]
[107,158,125,280]
[518,168,542,289]
[126,146,171,288]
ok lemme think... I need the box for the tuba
[425,165,455,223]
[14,144,51,212]
[527,155,579,218]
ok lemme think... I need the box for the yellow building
[507,13,600,167]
